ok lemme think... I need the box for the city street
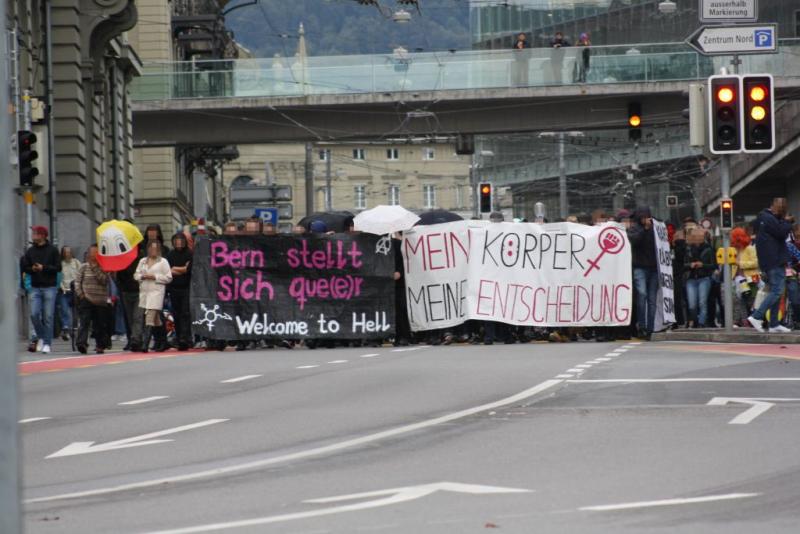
[20,341,800,533]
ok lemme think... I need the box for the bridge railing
[130,39,800,101]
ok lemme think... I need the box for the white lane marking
[360,353,380,358]
[604,353,620,357]
[19,417,51,424]
[118,396,169,406]
[612,349,627,353]
[328,360,348,364]
[707,397,800,425]
[586,360,602,364]
[566,368,585,373]
[596,358,612,362]
[28,379,563,503]
[575,364,593,369]
[579,492,760,512]
[569,378,800,383]
[147,482,531,534]
[296,365,319,369]
[555,374,573,379]
[391,346,430,353]
[621,345,636,349]
[220,375,262,384]
[46,419,228,459]
[629,342,642,345]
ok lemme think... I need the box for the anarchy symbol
[375,235,392,256]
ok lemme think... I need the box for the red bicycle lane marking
[19,349,208,375]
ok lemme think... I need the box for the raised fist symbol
[602,232,621,251]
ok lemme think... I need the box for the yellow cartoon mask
[96,220,143,271]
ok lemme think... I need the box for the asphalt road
[19,340,800,533]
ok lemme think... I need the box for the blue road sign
[255,207,279,224]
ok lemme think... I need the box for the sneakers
[27,341,37,353]
[746,316,765,332]
[36,339,44,352]
[41,344,51,354]
[769,325,792,333]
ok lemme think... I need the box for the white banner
[403,221,633,331]
[653,220,676,331]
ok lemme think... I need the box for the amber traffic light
[628,102,642,141]
[478,182,492,213]
[720,198,733,229]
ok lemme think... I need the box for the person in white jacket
[134,240,172,352]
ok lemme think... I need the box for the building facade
[7,0,141,255]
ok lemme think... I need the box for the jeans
[752,267,786,327]
[633,267,659,333]
[56,290,73,330]
[121,292,144,349]
[786,277,800,324]
[30,286,58,346]
[685,276,712,326]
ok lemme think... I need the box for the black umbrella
[415,210,464,226]
[297,211,355,233]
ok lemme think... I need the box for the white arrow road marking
[46,419,228,459]
[580,492,760,511]
[707,397,800,425]
[146,482,532,534]
[28,379,561,503]
[118,396,169,405]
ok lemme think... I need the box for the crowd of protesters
[19,196,800,355]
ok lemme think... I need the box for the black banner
[190,234,396,340]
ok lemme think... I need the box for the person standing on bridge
[511,32,530,87]
[748,197,795,333]
[576,32,591,82]
[549,31,570,84]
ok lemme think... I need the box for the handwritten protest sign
[653,220,676,331]
[190,235,395,340]
[403,221,632,331]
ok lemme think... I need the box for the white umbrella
[353,205,420,235]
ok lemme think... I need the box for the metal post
[325,149,332,211]
[558,132,567,219]
[45,0,58,245]
[22,92,33,244]
[721,155,734,333]
[304,142,314,216]
[0,1,22,531]
[470,152,478,218]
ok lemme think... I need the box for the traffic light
[478,182,492,213]
[708,75,742,154]
[742,74,774,153]
[18,130,39,187]
[720,198,733,230]
[628,102,642,141]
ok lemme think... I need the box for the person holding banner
[134,241,173,352]
[627,207,658,339]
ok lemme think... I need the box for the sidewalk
[652,328,800,344]
[18,337,125,361]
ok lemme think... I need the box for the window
[354,185,366,210]
[318,150,329,161]
[386,148,399,160]
[423,185,436,209]
[423,147,435,160]
[388,184,400,206]
[454,185,463,208]
[353,148,365,160]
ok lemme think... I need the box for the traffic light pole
[470,153,478,218]
[720,154,734,333]
[0,2,23,531]
[558,132,567,220]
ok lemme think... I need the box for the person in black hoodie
[683,228,715,328]
[20,225,61,353]
[166,232,193,350]
[627,207,658,339]
[116,230,145,351]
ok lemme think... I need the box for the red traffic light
[749,86,766,102]
[716,87,735,103]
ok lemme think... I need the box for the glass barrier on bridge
[130,40,800,101]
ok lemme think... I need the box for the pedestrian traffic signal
[17,130,39,187]
[720,198,733,230]
[742,74,774,153]
[628,102,642,141]
[479,182,492,213]
[708,75,742,154]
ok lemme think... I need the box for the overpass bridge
[130,40,800,147]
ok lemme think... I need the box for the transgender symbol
[583,227,626,277]
[192,303,233,332]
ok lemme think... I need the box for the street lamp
[538,131,584,219]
